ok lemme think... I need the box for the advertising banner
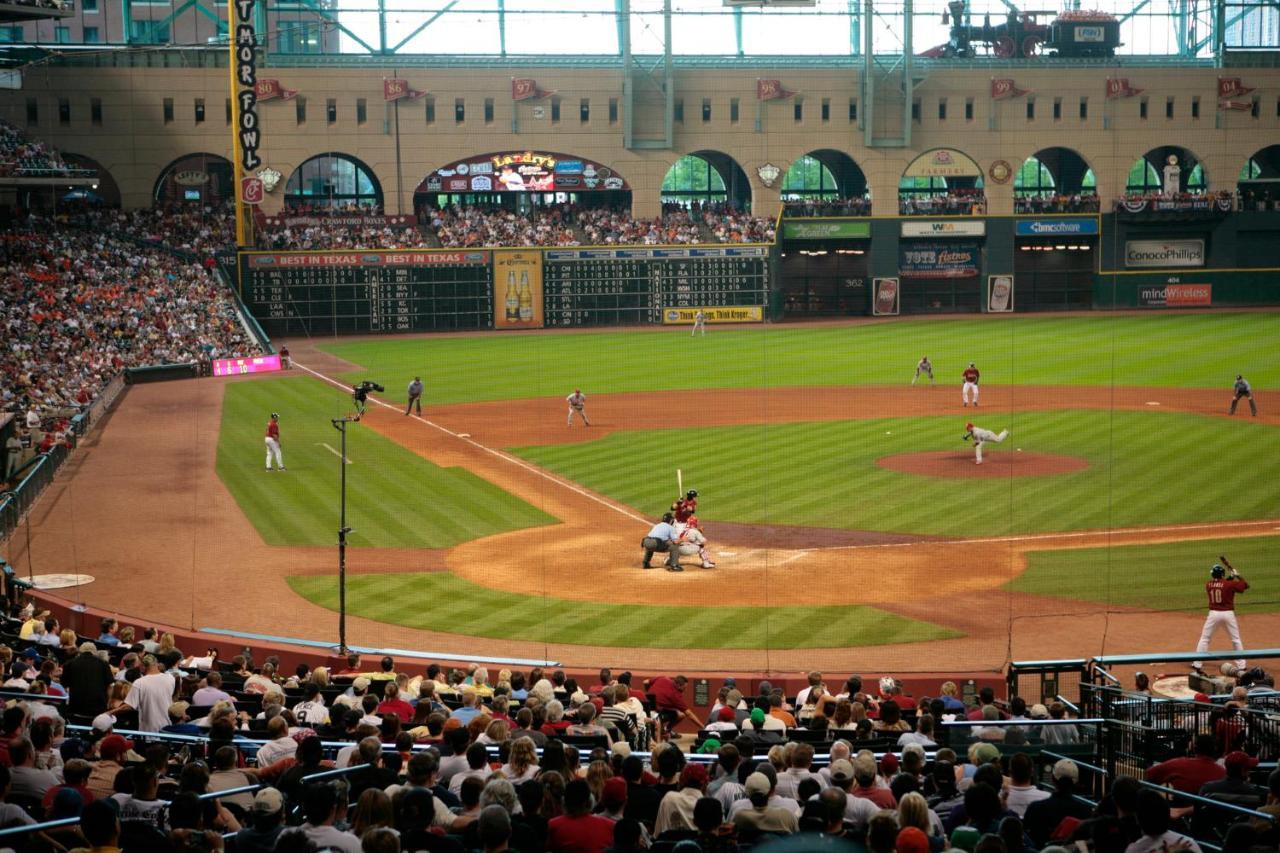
[901,220,986,237]
[212,355,282,377]
[903,149,983,179]
[1015,218,1100,236]
[246,251,488,268]
[661,306,763,324]
[1124,239,1206,268]
[987,275,1014,312]
[1138,283,1212,307]
[872,278,900,315]
[781,220,871,240]
[493,250,544,329]
[900,242,982,279]
[421,151,628,194]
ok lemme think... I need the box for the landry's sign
[1139,283,1212,307]
[903,148,983,179]
[420,151,629,193]
[1124,239,1205,268]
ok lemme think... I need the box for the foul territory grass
[216,376,556,548]
[286,572,961,649]
[512,410,1280,538]
[319,314,1280,405]
[1008,536,1280,614]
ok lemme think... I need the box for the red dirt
[877,450,1091,478]
[699,522,937,549]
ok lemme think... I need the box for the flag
[383,78,426,101]
[1105,77,1142,99]
[255,79,298,101]
[1219,99,1253,111]
[756,79,796,101]
[511,78,553,100]
[990,78,1030,99]
[1217,77,1254,99]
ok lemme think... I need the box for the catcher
[1193,556,1249,674]
[673,517,716,569]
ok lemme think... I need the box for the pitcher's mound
[877,451,1089,478]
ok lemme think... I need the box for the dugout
[777,218,872,315]
[1012,216,1099,310]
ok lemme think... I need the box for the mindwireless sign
[1124,239,1205,268]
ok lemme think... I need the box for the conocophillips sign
[1124,239,1205,268]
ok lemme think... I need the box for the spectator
[119,655,177,732]
[1003,753,1050,817]
[62,641,113,718]
[1128,788,1203,852]
[6,737,57,800]
[1147,733,1226,795]
[547,778,616,853]
[1024,759,1092,847]
[731,772,798,834]
[651,675,704,734]
[655,763,707,834]
[1199,750,1263,809]
[302,781,362,853]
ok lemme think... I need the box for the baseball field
[12,312,1280,672]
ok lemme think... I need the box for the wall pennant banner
[255,79,298,101]
[512,78,554,100]
[756,79,796,100]
[384,78,427,101]
[1105,77,1143,99]
[990,78,1030,99]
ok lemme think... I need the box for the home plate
[1146,402,1161,406]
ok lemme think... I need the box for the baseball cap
[679,764,708,788]
[610,742,632,759]
[829,759,855,784]
[965,422,974,430]
[1052,759,1079,783]
[897,827,930,853]
[98,734,133,758]
[973,742,1001,764]
[879,753,899,774]
[600,777,627,808]
[1225,751,1259,772]
[879,676,896,694]
[750,708,766,726]
[1193,692,1212,703]
[253,787,284,815]
[1030,703,1050,719]
[90,713,116,733]
[353,677,371,692]
[744,772,771,796]
[697,739,721,755]
[718,706,735,722]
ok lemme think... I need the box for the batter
[1194,559,1249,672]
[264,412,284,472]
[962,421,1008,464]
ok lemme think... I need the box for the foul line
[318,443,352,464]
[292,361,647,523]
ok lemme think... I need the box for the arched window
[1082,169,1096,190]
[1014,157,1055,197]
[661,155,727,205]
[1128,152,1206,195]
[285,153,382,210]
[899,175,949,196]
[1126,159,1162,194]
[1240,158,1263,181]
[782,156,839,199]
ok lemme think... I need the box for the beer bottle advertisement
[492,250,545,329]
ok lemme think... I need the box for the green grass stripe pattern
[513,410,1280,538]
[1008,536,1280,614]
[215,376,556,548]
[319,314,1280,405]
[286,573,962,649]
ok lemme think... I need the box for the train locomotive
[921,0,1121,59]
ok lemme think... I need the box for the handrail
[1135,777,1277,823]
[1040,750,1110,777]
[941,718,1106,727]
[0,816,79,839]
[197,783,263,802]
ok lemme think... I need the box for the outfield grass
[512,411,1280,538]
[1009,536,1280,614]
[286,572,962,649]
[319,314,1280,405]
[216,376,556,548]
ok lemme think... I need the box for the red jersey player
[672,489,698,523]
[1193,558,1248,673]
[264,412,284,472]
[962,362,981,407]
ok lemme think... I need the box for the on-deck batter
[962,362,980,406]
[1194,560,1249,672]
[264,412,284,472]
[962,421,1008,464]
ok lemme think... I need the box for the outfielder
[405,376,424,417]
[912,355,934,386]
[264,412,285,472]
[1230,374,1257,417]
[962,362,980,406]
[963,421,1008,464]
[692,309,707,337]
[1194,558,1249,672]
[674,517,716,569]
[566,389,590,427]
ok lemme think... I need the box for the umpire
[405,376,424,417]
[1230,374,1257,416]
[641,512,683,572]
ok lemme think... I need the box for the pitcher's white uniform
[264,414,284,471]
[566,390,590,427]
[965,422,1008,464]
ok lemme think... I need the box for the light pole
[331,416,354,654]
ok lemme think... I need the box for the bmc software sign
[901,220,986,238]
[1125,239,1205,268]
[1015,218,1100,236]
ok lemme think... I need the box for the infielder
[1230,374,1257,417]
[641,512,683,571]
[912,355,934,386]
[566,389,590,427]
[962,362,980,406]
[1194,557,1249,672]
[692,309,707,337]
[405,376,424,417]
[963,421,1008,464]
[674,517,716,569]
[264,412,285,472]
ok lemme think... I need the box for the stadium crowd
[427,205,581,248]
[898,192,987,216]
[1012,195,1101,214]
[0,617,1270,853]
[0,121,84,178]
[782,197,873,217]
[258,222,435,251]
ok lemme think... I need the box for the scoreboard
[542,246,771,327]
[239,251,492,336]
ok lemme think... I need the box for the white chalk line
[292,361,647,524]
[317,443,352,464]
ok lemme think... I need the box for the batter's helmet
[686,489,698,499]
[1237,374,1243,380]
[1212,564,1226,578]
[271,412,279,419]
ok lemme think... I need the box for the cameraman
[352,384,369,420]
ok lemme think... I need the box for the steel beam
[387,0,459,55]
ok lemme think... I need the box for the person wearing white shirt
[291,684,328,727]
[448,744,492,795]
[254,717,298,768]
[120,657,176,733]
[301,781,362,853]
[773,744,821,800]
[654,766,708,835]
[794,672,825,710]
[809,759,879,826]
[1125,788,1203,853]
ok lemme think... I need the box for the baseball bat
[1220,554,1237,574]
[677,468,683,497]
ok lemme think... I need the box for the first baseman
[1194,557,1249,672]
[692,309,707,337]
[1230,374,1257,417]
[962,362,980,406]
[566,389,590,426]
[406,376,424,417]
[264,412,285,472]
[963,421,1008,464]
[912,355,934,386]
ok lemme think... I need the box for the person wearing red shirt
[671,490,698,523]
[547,779,615,853]
[962,362,981,407]
[650,675,704,735]
[1194,561,1249,673]
[376,683,414,724]
[264,412,284,472]
[1147,734,1225,795]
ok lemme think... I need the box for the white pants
[567,407,590,426]
[692,320,705,336]
[264,437,283,469]
[973,428,1008,463]
[963,381,979,405]
[1194,610,1245,670]
[912,367,933,385]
